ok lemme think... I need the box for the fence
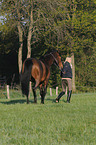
[0,82,96,99]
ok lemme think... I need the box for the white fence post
[50,88,52,96]
[7,85,10,99]
[56,87,58,96]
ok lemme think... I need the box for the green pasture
[0,88,96,145]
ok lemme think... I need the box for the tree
[1,0,63,72]
[0,0,96,90]
[1,0,24,73]
[74,0,96,88]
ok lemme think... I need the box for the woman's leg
[67,90,72,103]
[67,79,72,103]
[56,79,67,102]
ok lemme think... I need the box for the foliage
[0,0,96,88]
[0,90,96,144]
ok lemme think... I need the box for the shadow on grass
[46,98,56,103]
[46,97,67,103]
[0,99,34,105]
[0,96,67,105]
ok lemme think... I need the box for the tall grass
[0,88,96,145]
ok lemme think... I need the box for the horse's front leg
[26,95,29,104]
[32,86,37,103]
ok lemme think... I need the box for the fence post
[56,87,58,96]
[7,85,10,99]
[50,88,52,96]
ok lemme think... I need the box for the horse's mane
[39,49,58,61]
[45,49,58,54]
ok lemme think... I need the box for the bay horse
[20,50,63,104]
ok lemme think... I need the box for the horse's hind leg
[34,79,40,90]
[32,86,37,103]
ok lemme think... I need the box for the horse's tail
[20,58,33,97]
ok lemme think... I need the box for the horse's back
[22,57,49,88]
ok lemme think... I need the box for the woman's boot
[56,91,65,102]
[67,90,72,103]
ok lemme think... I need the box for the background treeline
[0,0,96,92]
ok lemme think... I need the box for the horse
[20,50,63,104]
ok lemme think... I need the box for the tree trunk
[71,53,76,92]
[27,26,32,58]
[17,23,23,73]
[70,0,76,92]
[27,6,33,58]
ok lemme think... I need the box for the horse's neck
[44,55,54,67]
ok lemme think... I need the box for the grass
[0,88,96,145]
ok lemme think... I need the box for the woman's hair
[65,57,72,68]
[65,57,71,63]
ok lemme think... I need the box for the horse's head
[50,51,63,69]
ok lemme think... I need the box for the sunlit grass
[0,89,96,145]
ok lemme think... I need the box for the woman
[56,57,72,103]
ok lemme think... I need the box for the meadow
[0,88,96,145]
